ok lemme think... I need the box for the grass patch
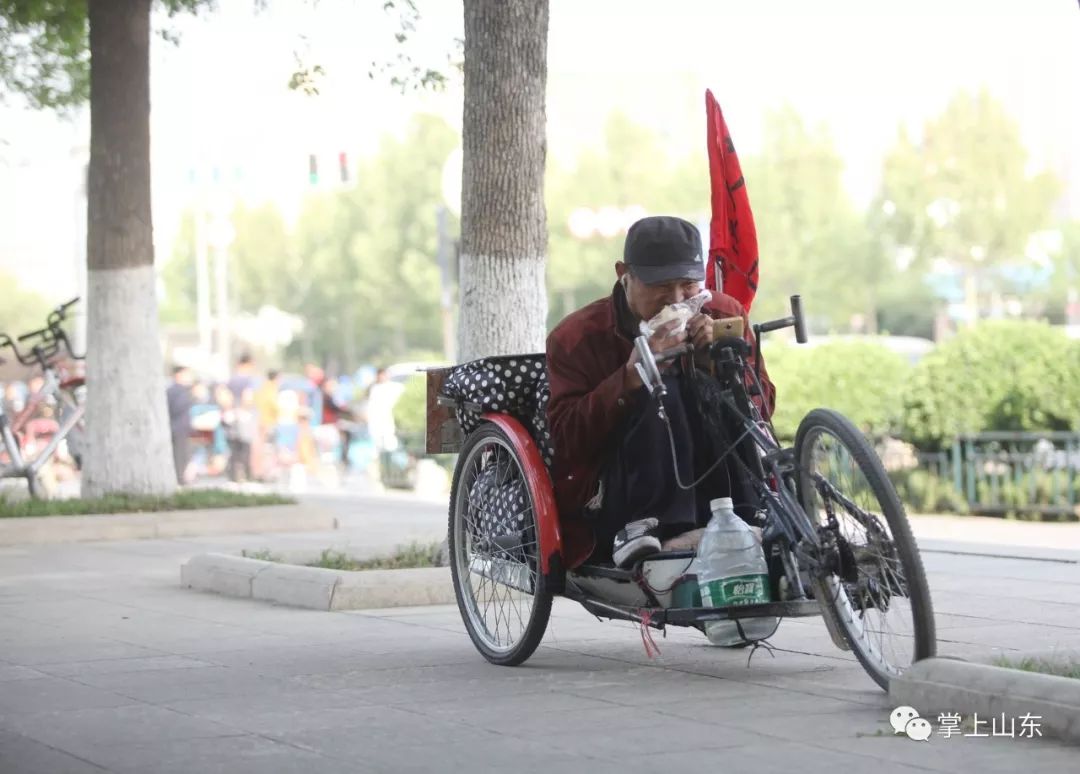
[0,489,295,518]
[994,655,1080,679]
[240,548,285,563]
[307,541,443,571]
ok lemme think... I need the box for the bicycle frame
[711,359,822,600]
[8,379,53,436]
[0,373,85,480]
[0,297,86,486]
[636,295,825,601]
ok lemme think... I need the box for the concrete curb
[890,657,1080,743]
[181,552,455,610]
[0,504,337,546]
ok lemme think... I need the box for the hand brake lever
[633,335,666,399]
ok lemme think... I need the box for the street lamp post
[440,150,462,363]
[207,213,235,380]
[435,205,456,363]
[194,209,212,356]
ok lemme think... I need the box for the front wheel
[795,408,936,690]
[448,423,552,666]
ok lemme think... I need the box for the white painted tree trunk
[82,266,176,497]
[458,254,547,357]
[458,0,549,362]
[81,0,175,497]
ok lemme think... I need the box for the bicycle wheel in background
[795,408,936,690]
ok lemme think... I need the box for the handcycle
[427,295,936,690]
[0,298,86,499]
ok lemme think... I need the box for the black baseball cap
[623,215,705,284]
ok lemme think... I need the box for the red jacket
[545,284,775,523]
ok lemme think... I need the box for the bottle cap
[709,497,734,512]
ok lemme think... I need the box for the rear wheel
[449,423,552,666]
[795,408,935,690]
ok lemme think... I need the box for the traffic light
[338,151,348,183]
[308,154,318,185]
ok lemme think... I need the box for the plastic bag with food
[638,290,713,338]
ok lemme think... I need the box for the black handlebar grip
[791,295,808,344]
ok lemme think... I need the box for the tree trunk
[82,0,176,497]
[458,0,549,362]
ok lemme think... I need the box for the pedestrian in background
[222,387,258,483]
[319,377,356,472]
[165,366,194,485]
[228,353,257,403]
[366,368,404,454]
[365,368,404,485]
[254,369,282,480]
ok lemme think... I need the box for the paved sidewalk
[1,498,1078,772]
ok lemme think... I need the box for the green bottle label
[700,573,770,608]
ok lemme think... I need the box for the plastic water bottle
[695,497,777,646]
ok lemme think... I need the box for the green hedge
[899,321,1080,450]
[889,468,969,515]
[974,470,1078,522]
[393,375,427,438]
[766,340,911,442]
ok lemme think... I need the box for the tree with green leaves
[1,1,210,109]
[878,89,1060,325]
[0,270,52,344]
[253,114,452,368]
[163,114,457,370]
[546,106,881,336]
[3,0,453,495]
[742,105,875,332]
[2,0,213,497]
[545,111,707,327]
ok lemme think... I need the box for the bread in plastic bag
[639,290,712,338]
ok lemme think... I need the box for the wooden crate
[425,367,464,454]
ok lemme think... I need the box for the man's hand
[625,319,687,391]
[687,313,715,351]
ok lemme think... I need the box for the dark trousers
[171,432,190,485]
[340,428,353,469]
[227,440,252,482]
[589,372,757,560]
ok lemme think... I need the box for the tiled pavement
[0,497,1078,773]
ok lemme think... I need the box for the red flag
[705,89,759,311]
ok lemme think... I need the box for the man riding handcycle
[547,215,775,569]
[431,215,935,690]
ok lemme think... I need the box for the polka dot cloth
[442,354,555,468]
[468,462,529,540]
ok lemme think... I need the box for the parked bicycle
[0,298,85,499]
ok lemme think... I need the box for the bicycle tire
[794,408,936,690]
[448,423,552,666]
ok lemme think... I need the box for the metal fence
[890,433,1080,518]
[399,422,1078,519]
[949,432,1080,517]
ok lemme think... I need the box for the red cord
[638,609,662,659]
